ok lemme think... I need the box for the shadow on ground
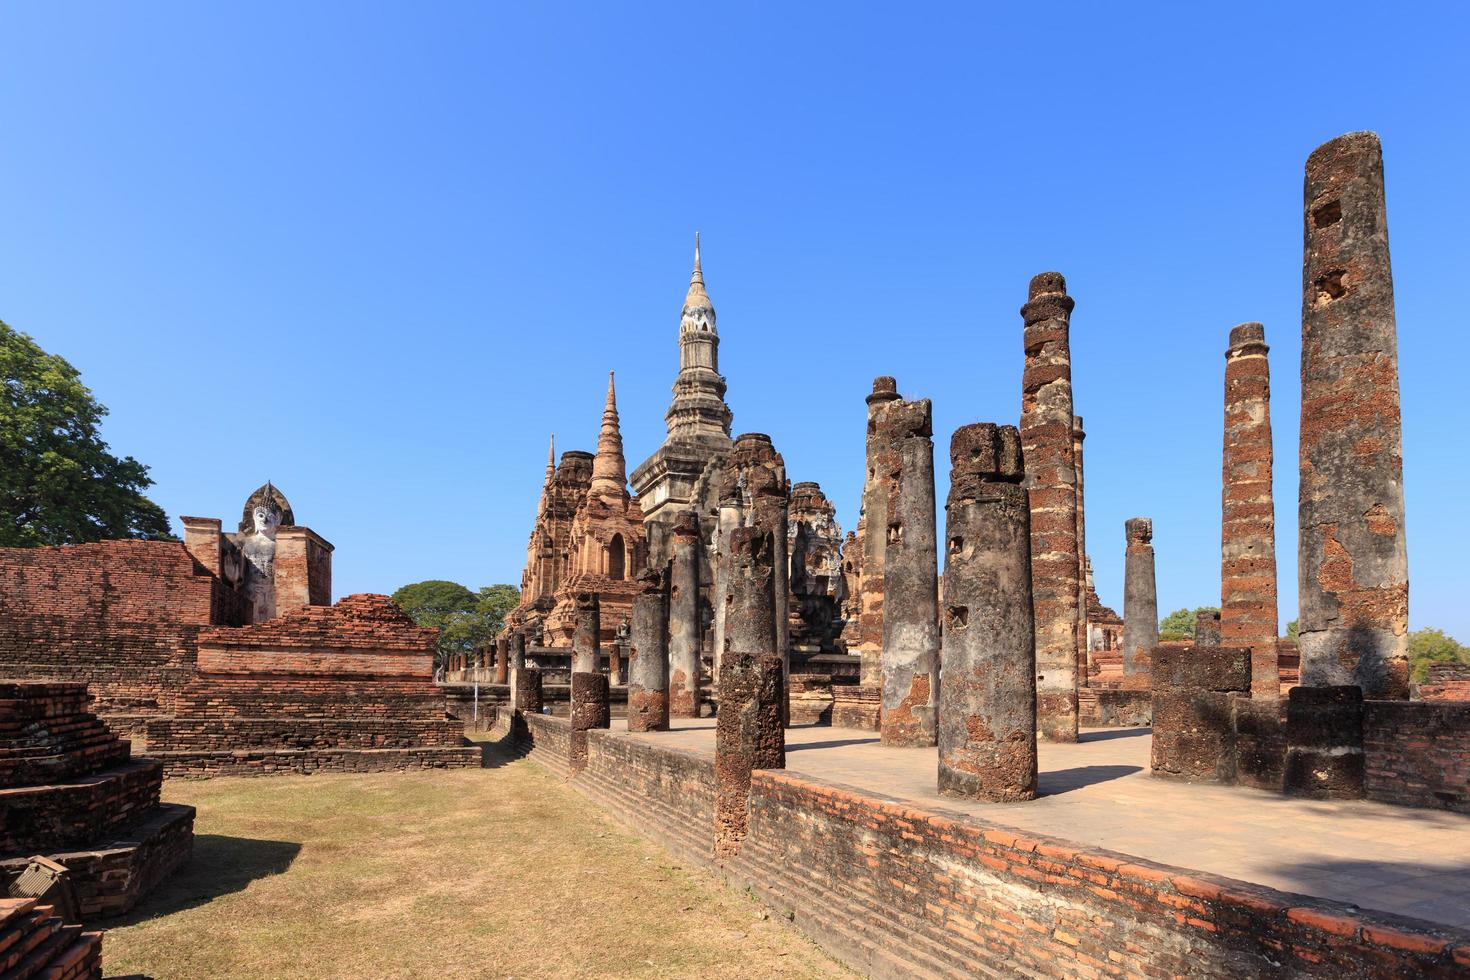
[788,736,883,752]
[1265,856,1470,930]
[106,834,301,925]
[1079,727,1151,743]
[1039,764,1143,795]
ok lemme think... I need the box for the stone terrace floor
[618,719,1470,931]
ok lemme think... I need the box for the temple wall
[1364,700,1470,813]
[0,541,236,722]
[514,714,1469,978]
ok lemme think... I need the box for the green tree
[1284,619,1299,640]
[1,320,173,545]
[1407,628,1470,684]
[1158,606,1219,642]
[390,579,520,666]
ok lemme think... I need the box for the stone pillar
[1122,518,1158,676]
[494,633,509,684]
[512,667,543,716]
[1019,272,1081,743]
[1299,132,1409,699]
[879,397,940,748]
[668,512,703,719]
[1072,415,1089,685]
[509,631,527,672]
[627,569,670,733]
[858,376,902,687]
[938,422,1037,801]
[1284,686,1365,799]
[725,527,777,659]
[713,652,785,858]
[609,627,625,687]
[1221,322,1281,698]
[1195,611,1221,649]
[569,671,610,774]
[1150,645,1250,783]
[751,486,790,706]
[573,593,600,674]
[710,498,741,688]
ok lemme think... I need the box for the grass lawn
[104,738,848,979]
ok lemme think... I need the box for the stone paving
[621,719,1470,930]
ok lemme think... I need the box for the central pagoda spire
[589,371,627,498]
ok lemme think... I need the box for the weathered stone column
[509,630,527,672]
[1196,610,1221,649]
[668,511,703,718]
[938,423,1037,801]
[572,592,600,674]
[1284,685,1364,799]
[627,569,670,733]
[609,624,626,687]
[879,397,940,748]
[858,377,902,687]
[1299,131,1409,699]
[1122,518,1158,676]
[1150,645,1250,783]
[1020,272,1081,742]
[1222,322,1281,698]
[710,496,741,688]
[725,527,777,659]
[713,652,784,858]
[1072,415,1089,685]
[751,484,790,702]
[512,667,543,716]
[493,633,509,684]
[569,671,610,774]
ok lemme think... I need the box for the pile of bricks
[0,898,102,979]
[0,681,194,918]
[146,594,480,777]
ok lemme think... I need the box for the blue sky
[3,4,1467,637]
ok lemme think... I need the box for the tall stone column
[512,667,543,716]
[710,498,741,688]
[494,633,509,684]
[1299,131,1409,699]
[668,511,703,718]
[509,630,527,672]
[751,486,790,714]
[938,423,1037,801]
[1222,322,1280,697]
[1072,415,1089,684]
[858,377,902,687]
[627,569,670,733]
[1019,272,1081,743]
[572,592,600,674]
[879,397,940,748]
[726,526,777,659]
[713,652,784,858]
[1122,518,1158,676]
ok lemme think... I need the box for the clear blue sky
[3,4,1467,637]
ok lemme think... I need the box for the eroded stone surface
[1122,518,1158,677]
[713,652,784,857]
[668,511,703,718]
[627,569,670,733]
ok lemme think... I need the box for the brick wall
[1364,700,1470,813]
[0,541,237,718]
[514,714,1470,977]
[1420,663,1470,701]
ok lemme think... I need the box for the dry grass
[102,738,848,979]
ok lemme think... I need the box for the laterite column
[627,569,671,732]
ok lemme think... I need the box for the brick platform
[0,898,103,979]
[0,681,194,919]
[145,594,480,778]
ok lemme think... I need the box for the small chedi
[145,594,480,777]
[1,681,194,917]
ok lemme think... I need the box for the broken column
[569,671,610,774]
[713,652,785,858]
[879,396,940,747]
[1072,415,1089,684]
[627,568,670,733]
[1195,610,1221,649]
[1221,321,1281,698]
[858,377,902,687]
[1122,518,1158,677]
[1298,131,1409,699]
[512,667,543,716]
[1019,272,1081,742]
[668,511,703,718]
[1150,644,1250,783]
[1284,685,1364,799]
[572,592,600,674]
[494,632,509,684]
[725,526,777,660]
[938,423,1037,801]
[509,630,527,672]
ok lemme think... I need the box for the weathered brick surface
[1020,273,1082,743]
[1363,700,1470,813]
[1284,685,1365,800]
[1077,687,1152,727]
[1420,663,1470,701]
[517,715,1470,977]
[715,653,784,856]
[145,594,475,777]
[830,685,880,731]
[1151,646,1250,783]
[0,897,103,979]
[1232,695,1288,792]
[0,541,237,723]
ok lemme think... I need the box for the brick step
[0,902,102,980]
[575,773,712,866]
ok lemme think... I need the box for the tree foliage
[1158,606,1218,642]
[1,320,173,546]
[390,579,520,666]
[1407,628,1470,684]
[1284,619,1299,640]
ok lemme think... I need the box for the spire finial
[691,232,703,286]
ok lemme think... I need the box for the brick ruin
[1,897,104,979]
[786,481,847,656]
[1,681,194,918]
[144,594,480,777]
